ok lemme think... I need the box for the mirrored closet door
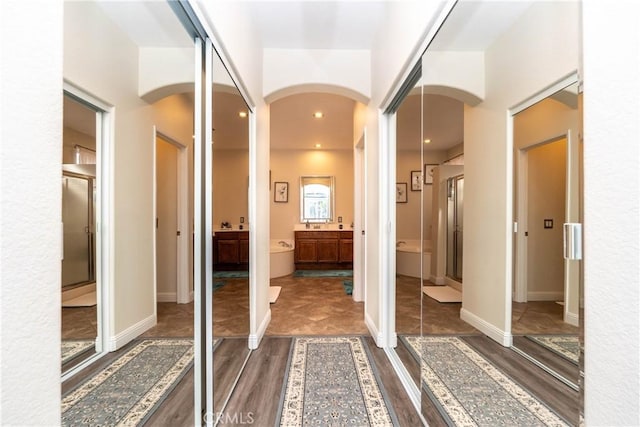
[61,92,102,374]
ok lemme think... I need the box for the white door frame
[61,82,114,379]
[353,130,366,302]
[153,130,191,304]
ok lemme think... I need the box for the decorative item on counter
[221,221,231,229]
[305,221,310,229]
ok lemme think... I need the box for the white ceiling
[64,0,537,152]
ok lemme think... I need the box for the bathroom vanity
[294,230,352,270]
[213,230,249,271]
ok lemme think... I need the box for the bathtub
[396,240,432,279]
[270,239,295,279]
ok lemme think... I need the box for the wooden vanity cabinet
[295,230,352,269]
[213,231,249,270]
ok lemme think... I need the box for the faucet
[396,241,406,248]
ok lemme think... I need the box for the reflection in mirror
[210,50,252,414]
[300,176,335,223]
[61,93,100,373]
[511,81,581,390]
[418,1,582,425]
[394,79,424,390]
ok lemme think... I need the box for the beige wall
[213,150,249,228]
[156,137,178,299]
[526,139,566,299]
[270,149,354,239]
[396,150,448,241]
[63,127,94,164]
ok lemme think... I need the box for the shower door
[61,173,94,287]
[446,175,463,282]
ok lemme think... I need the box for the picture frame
[396,182,408,203]
[274,181,288,203]
[424,164,438,185]
[411,170,422,191]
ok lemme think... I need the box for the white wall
[582,2,640,424]
[263,49,370,103]
[65,2,157,342]
[270,150,354,240]
[0,0,63,424]
[461,2,580,342]
[156,137,179,301]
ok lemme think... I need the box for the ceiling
[64,0,536,152]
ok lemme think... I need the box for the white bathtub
[396,240,432,279]
[270,239,295,279]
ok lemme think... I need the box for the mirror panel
[511,81,581,387]
[61,94,100,373]
[418,2,581,425]
[300,175,335,223]
[211,48,252,414]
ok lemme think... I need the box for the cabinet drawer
[295,231,339,239]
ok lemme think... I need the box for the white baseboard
[249,309,271,349]
[365,312,384,347]
[565,310,579,327]
[157,292,177,303]
[430,275,445,285]
[108,313,156,351]
[460,308,512,347]
[445,277,462,292]
[527,291,564,301]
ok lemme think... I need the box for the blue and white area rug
[403,336,569,427]
[526,335,580,364]
[62,339,193,426]
[277,336,397,426]
[61,340,94,364]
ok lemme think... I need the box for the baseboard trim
[157,292,177,303]
[527,291,564,301]
[248,309,271,349]
[445,277,462,292]
[565,310,579,327]
[460,308,512,347]
[430,275,445,285]
[109,313,156,351]
[365,312,384,347]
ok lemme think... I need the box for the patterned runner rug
[277,336,397,426]
[526,335,579,364]
[402,336,569,427]
[61,340,94,364]
[62,339,193,426]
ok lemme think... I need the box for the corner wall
[0,0,63,423]
[582,2,640,424]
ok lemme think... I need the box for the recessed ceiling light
[315,144,322,148]
[238,111,247,118]
[424,139,431,144]
[313,112,324,119]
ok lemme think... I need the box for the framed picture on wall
[396,182,408,203]
[424,164,438,185]
[274,181,288,203]
[411,170,422,191]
